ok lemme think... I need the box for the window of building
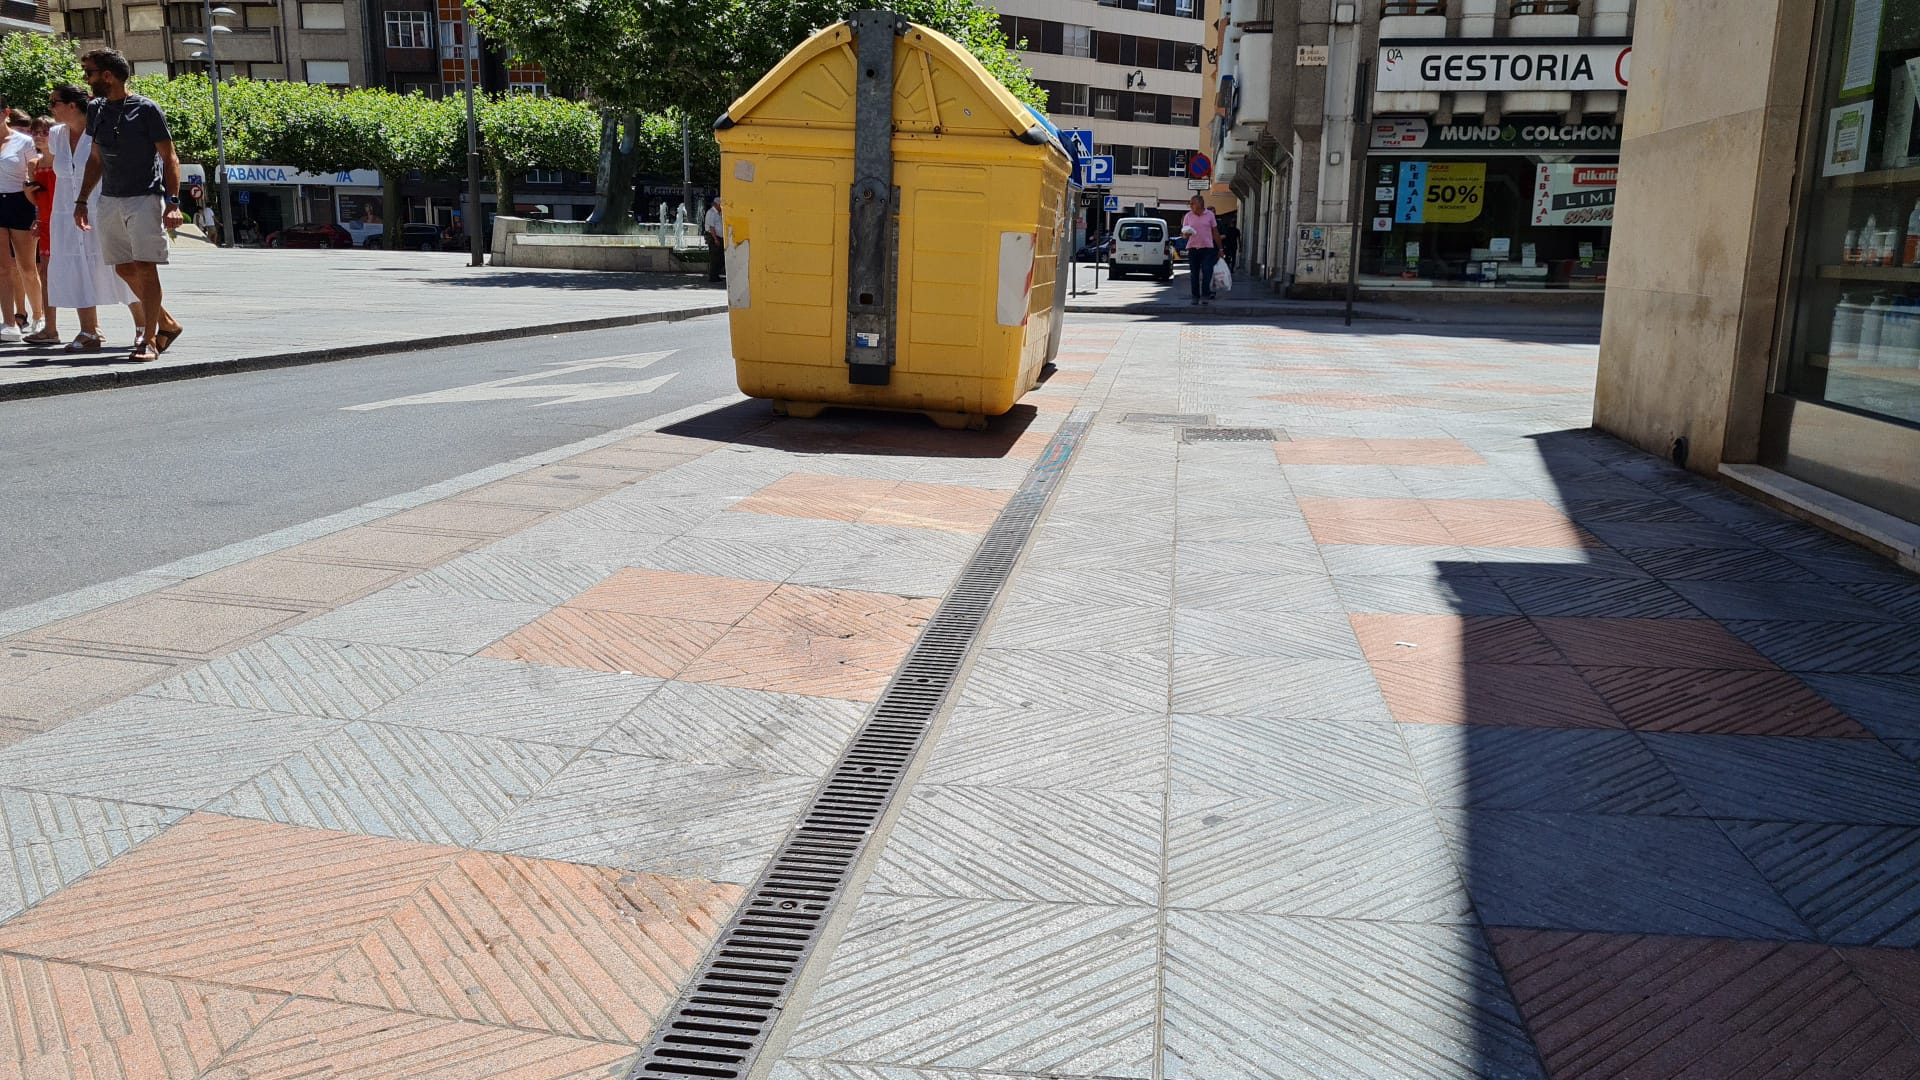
[1135,0,1159,13]
[1052,82,1089,116]
[252,63,287,79]
[166,2,201,29]
[1135,95,1158,123]
[1063,24,1091,58]
[299,2,346,29]
[1094,90,1117,118]
[125,5,162,31]
[386,10,432,48]
[242,2,279,27]
[1175,0,1195,13]
[525,169,562,185]
[1095,31,1121,65]
[1133,146,1152,175]
[65,7,105,35]
[1172,97,1196,125]
[1172,149,1188,176]
[304,59,351,84]
[131,60,169,76]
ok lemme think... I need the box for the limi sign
[1378,39,1631,93]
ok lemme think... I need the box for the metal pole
[202,0,233,247]
[1344,57,1370,328]
[463,23,484,266]
[680,114,691,234]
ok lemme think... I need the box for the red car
[264,222,353,249]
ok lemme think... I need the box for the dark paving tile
[1620,548,1821,582]
[1645,734,1920,825]
[1783,547,1917,585]
[1492,928,1920,1078]
[1582,522,1758,550]
[1721,821,1920,946]
[1563,498,1710,524]
[1495,577,1700,619]
[1799,674,1920,740]
[1725,621,1920,673]
[1440,811,1809,939]
[1848,581,1920,620]
[1670,581,1899,623]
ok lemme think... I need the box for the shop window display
[1784,0,1920,427]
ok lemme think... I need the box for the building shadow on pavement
[404,270,722,293]
[659,398,1046,460]
[1425,428,1920,1076]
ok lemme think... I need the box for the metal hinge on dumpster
[846,9,907,387]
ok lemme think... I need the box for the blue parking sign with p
[1082,155,1115,187]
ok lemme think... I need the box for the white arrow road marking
[344,352,679,411]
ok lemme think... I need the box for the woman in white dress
[46,83,134,352]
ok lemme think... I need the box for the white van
[1106,217,1173,280]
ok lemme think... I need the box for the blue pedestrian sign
[1102,195,1120,213]
[1061,129,1094,160]
[1081,155,1115,187]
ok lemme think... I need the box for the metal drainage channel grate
[629,414,1092,1080]
[1123,412,1210,425]
[1183,426,1278,443]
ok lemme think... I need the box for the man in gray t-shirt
[75,47,184,362]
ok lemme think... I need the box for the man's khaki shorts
[96,194,170,266]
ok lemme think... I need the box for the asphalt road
[0,316,739,609]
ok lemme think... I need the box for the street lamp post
[680,114,691,238]
[182,2,237,247]
[462,23,484,266]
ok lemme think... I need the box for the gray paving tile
[287,590,548,653]
[1720,821,1920,946]
[1170,715,1421,802]
[1335,575,1519,616]
[1171,609,1360,658]
[1172,542,1325,577]
[1467,548,1649,578]
[1797,674,1920,739]
[0,696,336,809]
[482,523,675,565]
[1282,466,1415,499]
[480,750,814,883]
[1004,568,1173,608]
[207,720,572,846]
[1725,620,1920,673]
[1171,656,1390,720]
[1175,571,1345,612]
[770,1064,1038,1080]
[1645,734,1920,825]
[1450,806,1814,941]
[986,603,1168,653]
[868,786,1161,905]
[597,680,864,776]
[1669,581,1900,623]
[1173,516,1313,545]
[1168,798,1470,922]
[1023,535,1173,574]
[1317,545,1478,578]
[361,655,657,746]
[405,552,617,606]
[783,894,1156,1078]
[146,634,462,719]
[786,557,958,599]
[963,649,1168,713]
[633,535,817,583]
[923,707,1166,793]
[1400,726,1698,815]
[0,788,184,921]
[1163,911,1542,1079]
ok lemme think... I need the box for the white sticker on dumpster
[855,332,881,349]
[726,238,750,308]
[997,231,1037,327]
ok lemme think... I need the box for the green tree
[328,90,463,247]
[0,33,84,116]
[478,91,597,213]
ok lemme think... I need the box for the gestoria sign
[1378,40,1631,92]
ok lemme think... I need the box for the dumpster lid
[717,17,1067,160]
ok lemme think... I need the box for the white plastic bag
[1211,259,1233,294]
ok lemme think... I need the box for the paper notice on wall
[1824,100,1874,176]
[1531,164,1619,227]
[1844,0,1885,95]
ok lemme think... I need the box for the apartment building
[1213,0,1633,294]
[50,0,368,84]
[991,0,1209,236]
[3,0,53,34]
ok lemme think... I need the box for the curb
[0,304,730,403]
[1064,302,1416,321]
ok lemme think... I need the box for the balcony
[1381,0,1444,41]
[1233,28,1270,134]
[174,27,282,64]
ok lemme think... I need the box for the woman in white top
[0,108,42,342]
[47,84,134,351]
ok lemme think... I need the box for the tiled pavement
[3,314,1920,1078]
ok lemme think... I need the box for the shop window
[65,7,105,35]
[1780,0,1920,429]
[300,2,345,29]
[126,5,162,31]
[386,10,432,49]
[1064,24,1091,58]
[304,59,351,85]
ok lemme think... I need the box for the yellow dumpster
[714,10,1075,430]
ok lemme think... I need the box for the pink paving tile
[1350,614,1563,666]
[1372,662,1624,728]
[1532,618,1775,669]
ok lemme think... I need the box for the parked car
[363,222,448,251]
[1074,234,1110,262]
[1106,217,1174,280]
[264,222,353,249]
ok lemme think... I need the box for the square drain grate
[1183,426,1279,443]
[1123,412,1211,425]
